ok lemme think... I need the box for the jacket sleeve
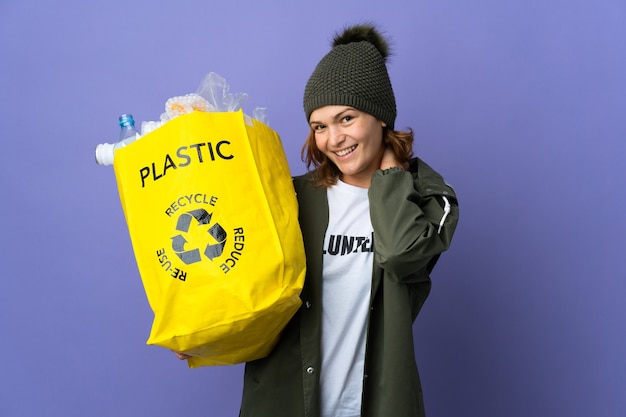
[368,159,459,283]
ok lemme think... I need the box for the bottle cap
[95,143,115,166]
[119,114,136,128]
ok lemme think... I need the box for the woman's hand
[172,350,192,360]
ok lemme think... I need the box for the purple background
[1,1,625,416]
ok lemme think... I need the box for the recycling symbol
[171,209,227,265]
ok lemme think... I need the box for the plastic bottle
[95,114,141,166]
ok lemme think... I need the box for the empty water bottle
[95,114,141,166]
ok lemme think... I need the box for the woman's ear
[381,121,387,128]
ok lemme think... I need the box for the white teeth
[335,145,357,157]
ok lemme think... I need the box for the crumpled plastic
[141,72,268,135]
[165,93,215,119]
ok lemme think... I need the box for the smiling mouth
[335,145,357,157]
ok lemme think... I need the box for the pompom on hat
[303,23,397,129]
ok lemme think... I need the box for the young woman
[238,24,460,417]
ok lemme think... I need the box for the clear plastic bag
[196,72,249,112]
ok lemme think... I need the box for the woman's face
[309,105,386,188]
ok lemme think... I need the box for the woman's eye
[342,115,353,122]
[313,124,325,130]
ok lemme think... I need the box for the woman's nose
[327,125,344,146]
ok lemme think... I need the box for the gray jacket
[240,158,459,417]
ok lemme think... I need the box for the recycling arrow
[176,209,212,231]
[171,234,201,264]
[205,223,227,259]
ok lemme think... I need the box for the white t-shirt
[320,180,373,417]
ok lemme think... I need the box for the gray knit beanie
[303,24,396,129]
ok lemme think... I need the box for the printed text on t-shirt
[323,232,374,255]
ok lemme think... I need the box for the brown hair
[301,127,414,187]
